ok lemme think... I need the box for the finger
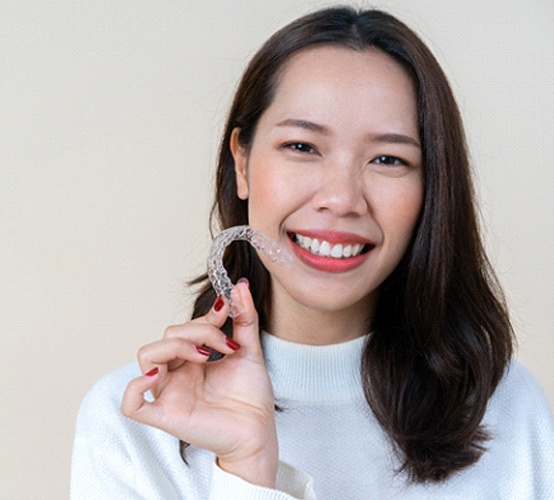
[162,320,237,350]
[138,332,240,375]
[166,294,231,334]
[192,293,241,360]
[201,293,232,328]
[231,278,261,355]
[120,369,160,423]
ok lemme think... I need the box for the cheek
[249,171,282,202]
[247,164,311,221]
[376,181,423,243]
[398,190,423,230]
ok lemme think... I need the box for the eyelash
[281,143,410,167]
[282,142,317,154]
[372,155,408,166]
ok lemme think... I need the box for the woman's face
[231,46,423,330]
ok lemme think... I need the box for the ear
[230,127,249,200]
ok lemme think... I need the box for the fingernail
[237,277,249,289]
[196,345,212,356]
[214,296,224,312]
[145,367,159,377]
[225,336,241,351]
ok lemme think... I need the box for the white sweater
[71,332,554,499]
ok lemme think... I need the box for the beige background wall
[2,1,553,498]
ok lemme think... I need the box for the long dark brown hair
[186,6,514,483]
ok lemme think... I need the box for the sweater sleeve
[209,460,316,499]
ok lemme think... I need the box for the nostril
[311,178,368,217]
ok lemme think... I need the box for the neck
[267,293,374,346]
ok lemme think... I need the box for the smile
[291,233,370,259]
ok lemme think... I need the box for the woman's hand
[121,280,278,488]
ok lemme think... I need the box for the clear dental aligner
[208,225,293,318]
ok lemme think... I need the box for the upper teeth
[293,234,366,259]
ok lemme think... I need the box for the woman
[71,7,554,499]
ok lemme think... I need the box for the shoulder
[486,360,554,437]
[77,361,141,423]
[72,365,216,497]
[72,362,185,482]
[85,361,141,400]
[479,361,554,497]
[493,361,551,409]
[76,362,141,439]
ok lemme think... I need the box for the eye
[372,155,407,166]
[282,142,318,154]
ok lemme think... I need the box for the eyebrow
[275,118,420,148]
[276,118,329,134]
[370,132,421,149]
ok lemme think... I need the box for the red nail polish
[237,277,249,289]
[225,336,241,351]
[145,367,159,377]
[196,345,212,356]
[214,296,224,312]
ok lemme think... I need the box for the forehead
[261,45,418,135]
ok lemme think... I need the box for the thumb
[231,278,262,354]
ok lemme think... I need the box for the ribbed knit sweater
[71,332,554,499]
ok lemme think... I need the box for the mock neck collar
[261,331,368,403]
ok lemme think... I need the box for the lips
[288,230,374,273]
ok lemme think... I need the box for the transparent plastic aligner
[208,225,293,318]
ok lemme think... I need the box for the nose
[311,164,368,217]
